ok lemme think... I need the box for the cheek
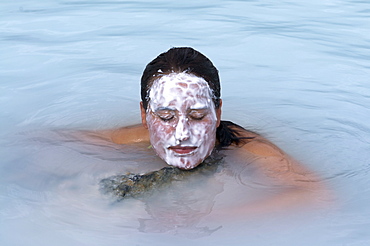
[190,120,216,140]
[147,116,174,142]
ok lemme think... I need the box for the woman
[96,47,324,214]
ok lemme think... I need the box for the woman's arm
[219,128,330,218]
[239,132,319,186]
[68,124,150,145]
[105,124,150,144]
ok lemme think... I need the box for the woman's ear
[140,101,148,129]
[216,99,222,127]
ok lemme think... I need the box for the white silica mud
[146,72,218,170]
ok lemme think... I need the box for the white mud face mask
[146,72,218,169]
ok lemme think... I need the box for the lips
[168,146,197,155]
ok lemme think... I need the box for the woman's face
[141,72,221,169]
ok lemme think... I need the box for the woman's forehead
[150,73,211,97]
[148,72,214,109]
[155,72,208,87]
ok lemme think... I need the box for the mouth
[168,146,197,155]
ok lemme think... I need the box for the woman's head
[141,47,221,110]
[140,47,222,169]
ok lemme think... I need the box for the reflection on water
[98,150,225,236]
[136,166,224,237]
[1,0,370,245]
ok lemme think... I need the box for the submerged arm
[106,124,150,144]
[215,128,330,219]
[70,124,150,145]
[240,134,320,188]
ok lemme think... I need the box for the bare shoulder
[233,127,285,158]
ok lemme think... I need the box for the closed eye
[155,110,176,121]
[188,109,207,120]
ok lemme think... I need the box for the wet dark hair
[141,47,220,110]
[140,47,252,147]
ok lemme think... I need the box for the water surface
[1,0,370,245]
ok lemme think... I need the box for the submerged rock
[100,153,223,199]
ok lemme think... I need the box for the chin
[166,156,203,170]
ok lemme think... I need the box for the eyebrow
[153,107,176,112]
[189,106,209,110]
[152,106,210,112]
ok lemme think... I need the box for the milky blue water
[1,0,370,245]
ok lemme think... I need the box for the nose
[175,117,190,143]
